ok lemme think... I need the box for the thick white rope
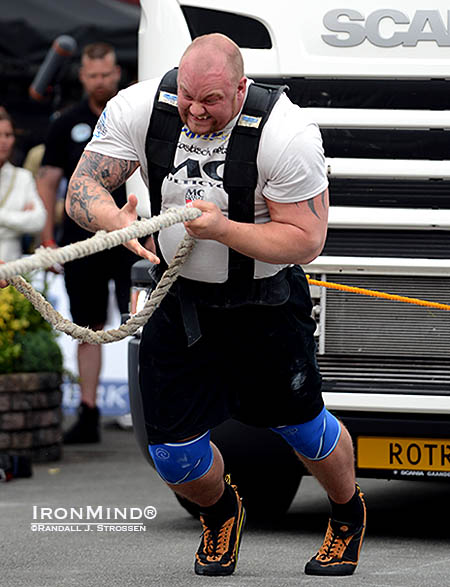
[3,207,201,344]
[0,207,200,280]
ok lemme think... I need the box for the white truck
[128,0,450,517]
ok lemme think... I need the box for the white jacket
[0,161,47,262]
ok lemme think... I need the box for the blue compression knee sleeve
[271,407,341,461]
[148,431,213,485]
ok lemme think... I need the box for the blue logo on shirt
[93,109,108,139]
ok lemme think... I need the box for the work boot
[195,479,246,576]
[63,402,100,444]
[305,485,366,576]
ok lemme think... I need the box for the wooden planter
[0,372,63,462]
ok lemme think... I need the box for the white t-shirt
[86,77,328,283]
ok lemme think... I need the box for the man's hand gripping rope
[0,206,202,344]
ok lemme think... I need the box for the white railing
[322,392,450,414]
[306,108,450,130]
[304,256,450,277]
[328,206,450,230]
[309,108,450,234]
[326,158,450,180]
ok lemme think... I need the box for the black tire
[211,420,304,522]
[172,421,305,523]
[173,421,303,523]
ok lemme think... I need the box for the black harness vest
[144,69,288,343]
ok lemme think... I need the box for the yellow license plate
[357,436,450,471]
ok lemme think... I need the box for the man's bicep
[74,150,139,192]
[266,189,329,231]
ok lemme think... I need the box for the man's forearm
[218,219,326,265]
[36,166,63,242]
[66,151,139,232]
[66,174,120,232]
[185,192,329,266]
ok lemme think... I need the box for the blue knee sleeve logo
[148,431,213,484]
[271,407,341,461]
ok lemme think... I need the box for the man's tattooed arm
[306,189,327,220]
[66,151,139,232]
[66,151,160,263]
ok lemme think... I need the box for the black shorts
[64,246,137,327]
[139,265,324,444]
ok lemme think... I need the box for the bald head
[180,34,244,86]
[176,34,247,134]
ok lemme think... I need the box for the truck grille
[320,274,450,359]
[323,229,450,259]
[318,355,450,395]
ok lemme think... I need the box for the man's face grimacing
[177,59,246,135]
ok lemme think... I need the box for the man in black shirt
[37,43,138,443]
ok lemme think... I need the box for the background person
[65,34,366,577]
[36,43,139,444]
[0,107,46,262]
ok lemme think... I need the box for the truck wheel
[211,420,304,521]
[173,420,304,523]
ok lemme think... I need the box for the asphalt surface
[2,420,450,587]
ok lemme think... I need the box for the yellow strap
[306,276,450,311]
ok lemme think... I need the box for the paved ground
[2,421,450,587]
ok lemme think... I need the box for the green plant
[0,282,63,374]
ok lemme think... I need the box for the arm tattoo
[307,197,321,219]
[69,152,139,230]
[305,190,327,220]
[67,178,99,229]
[76,151,138,192]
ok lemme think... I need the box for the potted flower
[0,279,64,466]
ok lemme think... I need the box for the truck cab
[128,1,450,512]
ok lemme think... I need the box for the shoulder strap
[145,71,287,285]
[145,68,182,217]
[225,81,287,285]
